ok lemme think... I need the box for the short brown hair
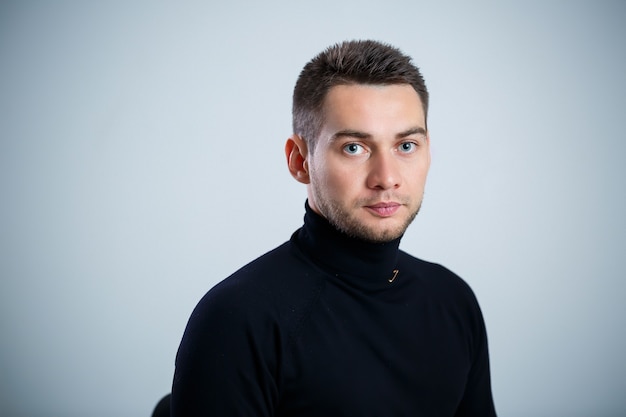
[292,40,429,150]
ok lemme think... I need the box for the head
[286,40,431,243]
[292,39,429,153]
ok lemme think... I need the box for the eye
[398,141,417,153]
[343,143,365,155]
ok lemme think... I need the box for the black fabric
[152,393,171,417]
[172,203,496,416]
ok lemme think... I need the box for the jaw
[334,207,416,243]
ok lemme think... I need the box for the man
[172,39,496,416]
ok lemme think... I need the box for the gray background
[1,1,625,416]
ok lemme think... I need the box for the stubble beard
[312,187,422,243]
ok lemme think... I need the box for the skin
[286,83,430,243]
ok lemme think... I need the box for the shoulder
[396,251,489,352]
[186,239,323,338]
[173,240,320,414]
[208,239,319,300]
[397,250,481,308]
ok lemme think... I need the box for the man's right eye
[343,143,365,155]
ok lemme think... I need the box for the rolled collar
[293,201,402,288]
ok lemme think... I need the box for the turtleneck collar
[293,201,402,288]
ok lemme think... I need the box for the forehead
[320,84,425,131]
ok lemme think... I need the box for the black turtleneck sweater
[172,204,496,416]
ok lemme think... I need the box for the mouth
[365,202,402,217]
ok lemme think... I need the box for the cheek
[311,158,354,192]
[405,165,429,188]
[319,171,350,196]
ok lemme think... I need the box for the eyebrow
[330,126,427,142]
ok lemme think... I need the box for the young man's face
[306,83,430,242]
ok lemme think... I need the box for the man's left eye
[398,142,416,153]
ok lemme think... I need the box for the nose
[366,152,401,190]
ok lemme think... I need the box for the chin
[367,229,406,243]
[343,221,408,243]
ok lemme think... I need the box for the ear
[285,134,310,184]
[425,131,432,168]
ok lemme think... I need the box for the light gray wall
[1,1,625,416]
